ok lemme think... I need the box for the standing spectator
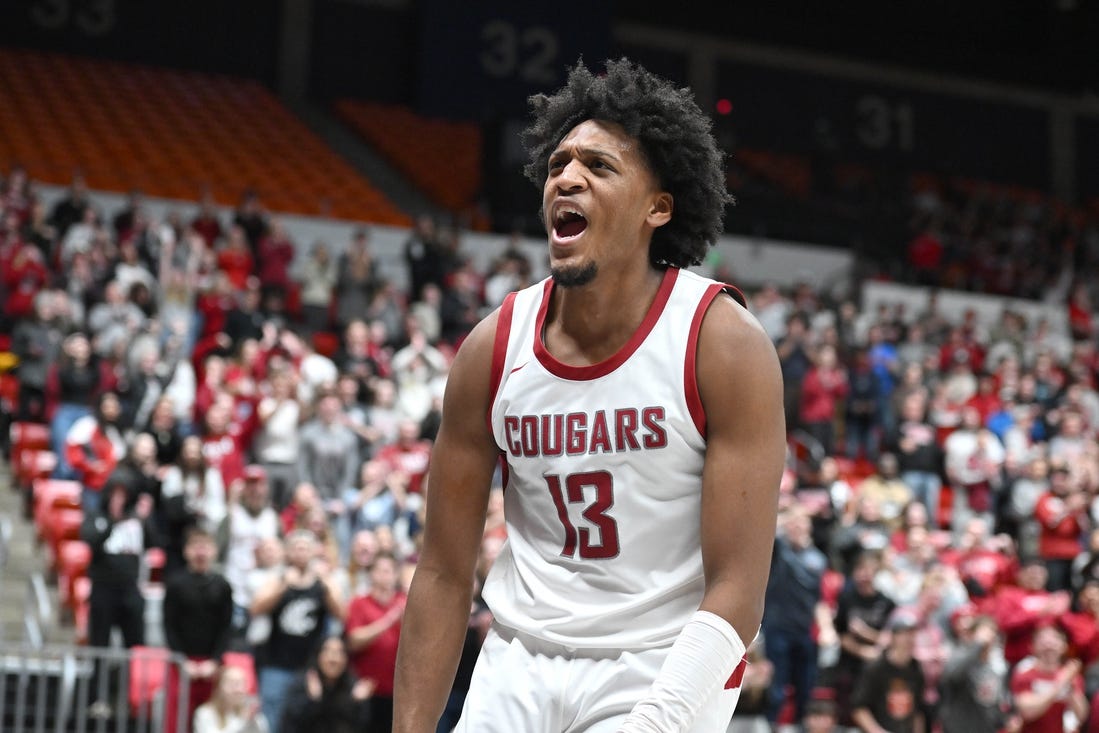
[201,398,248,495]
[944,405,1005,537]
[403,213,441,302]
[223,280,266,353]
[298,241,337,335]
[87,279,147,357]
[850,611,926,733]
[251,530,345,733]
[297,392,361,555]
[856,453,915,533]
[832,550,897,724]
[437,264,483,348]
[278,635,374,733]
[233,190,269,251]
[256,219,295,294]
[351,459,409,534]
[334,227,380,331]
[939,614,1009,733]
[48,170,91,238]
[48,332,105,478]
[777,312,813,434]
[798,344,849,456]
[220,465,282,637]
[888,391,944,526]
[217,225,257,293]
[254,368,302,509]
[11,291,63,422]
[1035,460,1089,592]
[374,418,432,496]
[163,527,236,728]
[762,506,827,725]
[992,558,1071,666]
[346,553,407,733]
[161,435,227,576]
[147,396,184,466]
[79,481,158,716]
[190,190,224,249]
[1010,623,1087,733]
[65,390,127,512]
[845,347,882,461]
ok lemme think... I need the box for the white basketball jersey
[484,267,739,650]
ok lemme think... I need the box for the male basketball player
[394,58,785,732]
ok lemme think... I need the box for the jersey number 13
[545,471,620,559]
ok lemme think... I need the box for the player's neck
[546,265,665,365]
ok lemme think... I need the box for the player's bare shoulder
[696,290,783,414]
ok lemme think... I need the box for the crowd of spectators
[6,158,1099,733]
[0,165,528,732]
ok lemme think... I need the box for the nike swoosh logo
[510,362,529,375]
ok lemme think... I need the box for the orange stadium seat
[0,48,411,226]
[333,100,486,225]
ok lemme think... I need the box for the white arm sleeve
[617,611,747,733]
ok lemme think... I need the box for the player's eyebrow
[550,144,624,165]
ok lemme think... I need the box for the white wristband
[617,611,748,733]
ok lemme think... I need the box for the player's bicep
[696,296,785,637]
[418,313,503,578]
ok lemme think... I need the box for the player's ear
[647,193,673,228]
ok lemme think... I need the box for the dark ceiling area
[613,0,1099,95]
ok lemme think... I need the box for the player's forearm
[393,566,475,733]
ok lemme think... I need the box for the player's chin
[550,261,598,288]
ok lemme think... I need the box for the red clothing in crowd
[375,440,432,494]
[201,429,246,494]
[346,591,406,697]
[941,547,1018,597]
[798,366,849,424]
[1010,663,1084,733]
[64,418,123,492]
[1035,492,1088,562]
[1060,611,1099,665]
[990,585,1071,665]
[2,243,49,320]
[216,247,254,291]
[256,234,295,290]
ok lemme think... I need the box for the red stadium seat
[73,576,92,644]
[33,478,82,540]
[17,449,57,492]
[10,421,50,468]
[57,540,92,610]
[128,646,172,715]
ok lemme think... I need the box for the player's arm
[393,311,502,733]
[619,294,784,733]
[695,294,785,639]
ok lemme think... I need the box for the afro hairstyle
[521,57,732,269]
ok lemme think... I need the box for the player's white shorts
[453,623,741,733]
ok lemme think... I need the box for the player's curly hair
[522,57,732,269]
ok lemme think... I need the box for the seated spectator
[1010,623,1087,733]
[278,635,373,733]
[192,664,269,733]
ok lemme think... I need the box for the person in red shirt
[992,558,1072,666]
[1010,623,1087,733]
[346,552,406,733]
[939,516,1018,599]
[374,419,432,495]
[797,344,849,456]
[1035,461,1089,592]
[200,398,246,496]
[216,224,255,291]
[256,218,296,292]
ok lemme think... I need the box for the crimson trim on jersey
[488,291,518,433]
[725,655,748,689]
[684,282,729,437]
[532,267,679,381]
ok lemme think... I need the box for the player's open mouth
[553,206,588,239]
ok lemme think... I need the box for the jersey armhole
[685,284,742,437]
[487,291,518,434]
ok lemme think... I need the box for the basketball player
[394,58,785,732]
